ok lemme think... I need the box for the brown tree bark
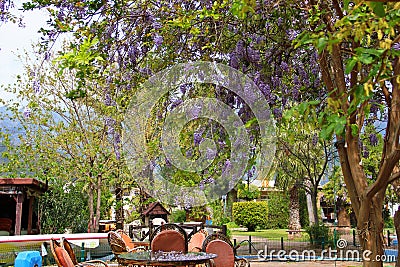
[88,183,94,233]
[288,185,301,231]
[95,174,102,233]
[115,185,124,230]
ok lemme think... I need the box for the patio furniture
[118,251,217,267]
[150,223,188,253]
[50,238,109,267]
[202,233,248,267]
[108,231,146,266]
[188,229,208,252]
[115,229,149,251]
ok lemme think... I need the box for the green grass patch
[231,229,307,241]
[226,221,240,229]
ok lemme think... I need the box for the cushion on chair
[188,232,206,252]
[205,240,235,267]
[63,238,79,265]
[119,231,136,251]
[55,247,75,267]
[151,229,186,252]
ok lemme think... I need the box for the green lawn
[230,228,308,240]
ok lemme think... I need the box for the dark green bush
[299,189,310,228]
[265,192,289,229]
[232,201,268,231]
[305,223,336,248]
[39,181,89,233]
[170,209,186,223]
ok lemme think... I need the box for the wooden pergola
[0,178,47,235]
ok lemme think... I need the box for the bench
[286,229,304,239]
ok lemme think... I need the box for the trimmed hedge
[232,201,268,231]
[265,192,289,229]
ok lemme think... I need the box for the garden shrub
[237,184,261,200]
[232,201,268,231]
[39,181,89,233]
[305,223,336,248]
[299,189,310,227]
[265,192,289,229]
[170,209,186,223]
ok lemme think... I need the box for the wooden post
[27,196,34,234]
[14,192,24,235]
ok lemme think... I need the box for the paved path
[249,261,394,266]
[232,235,396,266]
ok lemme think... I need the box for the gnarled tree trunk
[288,185,301,231]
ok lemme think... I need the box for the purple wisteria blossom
[393,42,400,51]
[362,146,369,158]
[153,34,163,48]
[23,107,31,118]
[273,108,282,119]
[369,133,378,146]
[33,81,41,94]
[280,61,289,72]
[152,21,162,29]
[186,149,193,158]
[205,148,215,160]
[170,99,183,109]
[193,130,203,145]
[222,159,232,173]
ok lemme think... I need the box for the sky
[0,5,49,101]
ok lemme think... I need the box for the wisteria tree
[13,0,318,211]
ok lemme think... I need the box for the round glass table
[118,250,217,266]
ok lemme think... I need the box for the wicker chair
[202,233,248,267]
[150,223,188,253]
[50,238,109,267]
[108,230,146,266]
[114,229,149,251]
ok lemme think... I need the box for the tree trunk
[95,174,102,233]
[115,185,124,230]
[357,196,385,267]
[311,190,319,225]
[306,189,316,225]
[288,185,301,230]
[88,184,94,233]
[227,188,237,218]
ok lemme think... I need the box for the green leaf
[354,47,385,57]
[317,37,328,53]
[343,0,350,10]
[334,121,345,136]
[345,58,358,74]
[320,124,335,140]
[371,2,385,18]
[350,124,359,136]
[245,117,257,128]
[358,54,374,64]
